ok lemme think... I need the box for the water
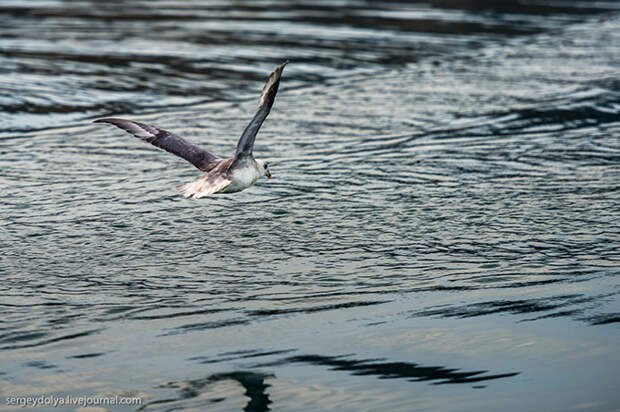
[1,1,619,411]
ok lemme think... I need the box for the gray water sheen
[1,1,619,411]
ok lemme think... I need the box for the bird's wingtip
[93,118,115,124]
[94,118,125,125]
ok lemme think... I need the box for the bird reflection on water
[138,371,273,412]
[140,352,518,410]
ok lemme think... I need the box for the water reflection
[410,293,618,325]
[139,371,273,412]
[141,352,518,411]
[256,353,519,385]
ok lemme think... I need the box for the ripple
[1,2,619,411]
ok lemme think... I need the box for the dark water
[1,1,620,411]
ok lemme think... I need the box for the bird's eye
[264,162,269,168]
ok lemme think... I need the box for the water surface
[1,1,619,411]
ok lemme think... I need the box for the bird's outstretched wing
[232,61,287,163]
[94,118,223,172]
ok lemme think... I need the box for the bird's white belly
[221,165,260,193]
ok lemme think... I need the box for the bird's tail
[176,178,203,199]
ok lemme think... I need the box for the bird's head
[258,160,272,179]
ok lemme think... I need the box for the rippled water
[1,1,620,411]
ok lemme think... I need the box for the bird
[94,61,287,199]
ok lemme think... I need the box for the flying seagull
[94,61,287,199]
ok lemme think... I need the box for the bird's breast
[224,164,260,193]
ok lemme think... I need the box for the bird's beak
[266,170,272,179]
